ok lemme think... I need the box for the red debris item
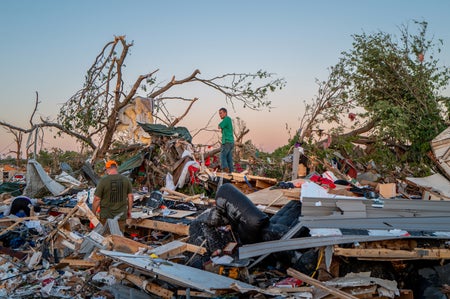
[418,53,424,62]
[205,156,211,167]
[42,278,55,287]
[188,165,200,184]
[348,112,356,121]
[48,210,63,217]
[90,207,100,229]
[274,277,303,287]
[294,181,303,188]
[341,159,358,179]
[310,174,336,189]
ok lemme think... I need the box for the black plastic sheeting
[215,183,270,244]
[417,262,450,299]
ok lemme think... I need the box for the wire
[310,248,324,279]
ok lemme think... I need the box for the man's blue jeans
[220,142,234,172]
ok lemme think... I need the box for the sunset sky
[1,0,449,157]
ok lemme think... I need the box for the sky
[1,0,449,157]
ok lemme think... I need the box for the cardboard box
[379,183,396,198]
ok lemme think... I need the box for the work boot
[223,167,230,173]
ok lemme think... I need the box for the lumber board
[255,179,274,189]
[110,267,174,299]
[128,218,189,235]
[110,235,153,253]
[287,268,359,299]
[246,187,291,206]
[60,258,97,268]
[177,290,215,297]
[334,247,450,260]
[77,202,100,227]
[150,240,206,259]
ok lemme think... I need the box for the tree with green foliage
[298,21,450,176]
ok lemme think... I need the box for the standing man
[93,160,133,232]
[218,107,234,173]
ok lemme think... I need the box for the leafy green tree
[299,21,450,176]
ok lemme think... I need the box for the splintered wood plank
[246,187,291,206]
[282,188,301,199]
[255,179,275,189]
[185,243,207,255]
[177,290,215,298]
[110,235,153,253]
[110,267,174,299]
[166,210,197,219]
[287,268,359,299]
[59,258,97,268]
[150,240,206,259]
[77,201,100,227]
[128,219,189,235]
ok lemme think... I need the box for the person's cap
[105,160,118,169]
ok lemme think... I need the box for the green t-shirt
[219,116,234,143]
[94,174,132,220]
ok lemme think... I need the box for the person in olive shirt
[93,160,133,232]
[218,107,234,173]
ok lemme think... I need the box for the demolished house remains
[1,123,450,299]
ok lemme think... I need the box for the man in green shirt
[93,160,133,232]
[218,107,234,173]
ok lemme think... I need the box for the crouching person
[4,196,43,217]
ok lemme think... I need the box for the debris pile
[0,125,450,298]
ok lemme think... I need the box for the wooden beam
[110,267,174,299]
[128,218,189,235]
[46,205,79,241]
[334,247,450,260]
[177,290,215,298]
[287,268,359,299]
[185,243,207,256]
[0,216,40,223]
[150,240,206,259]
[77,201,100,227]
[255,179,274,189]
[60,258,97,268]
[110,235,153,253]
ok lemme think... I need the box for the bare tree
[44,35,285,163]
[0,92,44,166]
